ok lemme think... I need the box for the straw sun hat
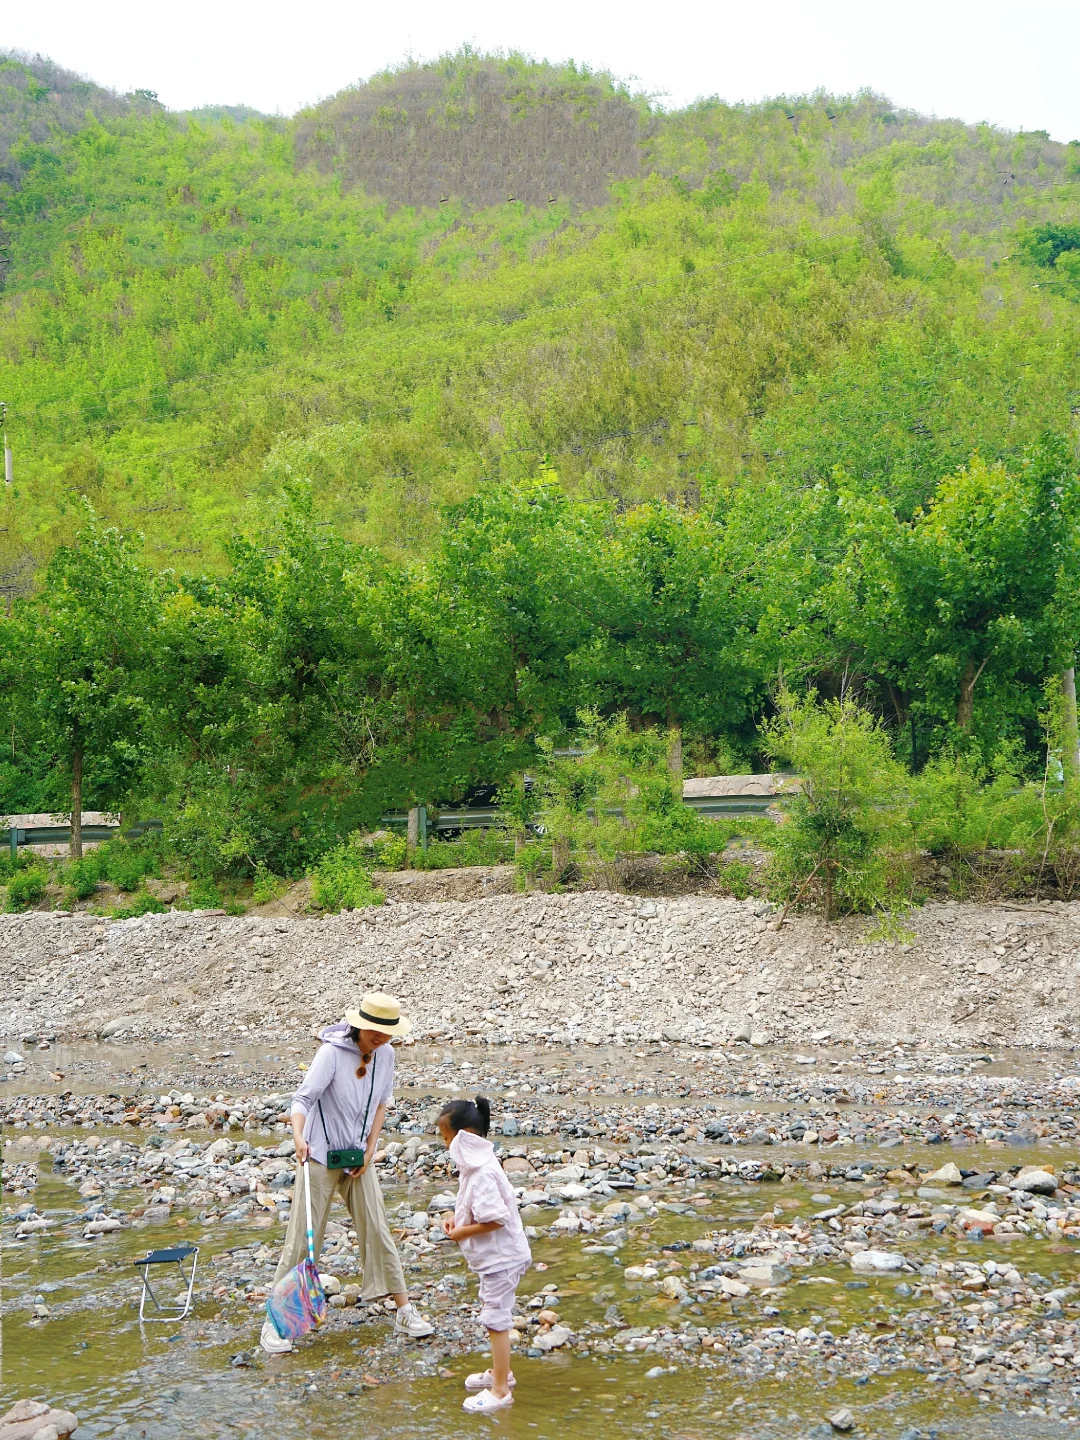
[344,991,412,1038]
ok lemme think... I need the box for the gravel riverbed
[3,892,1080,1437]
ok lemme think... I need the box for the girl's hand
[442,1218,459,1240]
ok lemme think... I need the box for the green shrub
[309,843,385,912]
[909,753,1046,853]
[93,836,163,892]
[715,858,754,899]
[187,879,224,910]
[109,892,167,919]
[251,863,288,905]
[369,832,407,871]
[514,838,552,886]
[762,687,914,920]
[532,713,691,874]
[414,829,514,870]
[6,866,48,911]
[0,851,36,883]
[63,856,101,902]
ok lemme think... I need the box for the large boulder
[1011,1167,1057,1195]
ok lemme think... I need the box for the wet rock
[82,1217,121,1238]
[0,1400,79,1440]
[98,1018,139,1040]
[14,1217,50,1239]
[1011,1166,1057,1194]
[923,1163,962,1185]
[850,1250,905,1274]
[534,1324,571,1351]
[828,1408,855,1433]
[624,1265,659,1282]
[737,1262,790,1288]
[3,1050,24,1065]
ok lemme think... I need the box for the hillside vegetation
[1,50,1080,905]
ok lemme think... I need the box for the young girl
[438,1096,532,1414]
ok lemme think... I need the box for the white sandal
[463,1389,514,1413]
[464,1369,516,1392]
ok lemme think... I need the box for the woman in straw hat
[260,991,434,1353]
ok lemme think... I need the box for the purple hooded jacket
[290,1022,395,1166]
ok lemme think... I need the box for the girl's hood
[449,1130,495,1174]
[318,1021,361,1052]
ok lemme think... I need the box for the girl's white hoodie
[449,1131,532,1275]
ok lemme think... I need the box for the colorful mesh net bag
[265,1160,327,1340]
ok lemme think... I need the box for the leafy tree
[0,507,157,856]
[823,441,1080,748]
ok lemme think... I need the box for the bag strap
[316,1048,379,1151]
[358,1049,378,1147]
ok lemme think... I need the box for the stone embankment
[1,891,1079,1048]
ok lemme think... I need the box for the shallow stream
[4,1041,1080,1438]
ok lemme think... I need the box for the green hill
[2,48,1078,577]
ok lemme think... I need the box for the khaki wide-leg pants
[273,1159,405,1299]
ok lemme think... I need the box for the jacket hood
[449,1130,495,1175]
[318,1021,361,1052]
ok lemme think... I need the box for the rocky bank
[2,892,1079,1049]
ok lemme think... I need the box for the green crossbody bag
[318,1050,377,1170]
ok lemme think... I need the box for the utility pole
[1063,665,1080,789]
[1,402,11,486]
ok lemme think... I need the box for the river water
[3,1040,1079,1438]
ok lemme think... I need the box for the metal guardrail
[379,793,777,836]
[2,818,163,858]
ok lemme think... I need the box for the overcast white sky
[10,1,1080,140]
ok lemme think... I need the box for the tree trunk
[70,744,84,862]
[956,656,988,732]
[1063,666,1080,788]
[667,727,682,783]
[405,806,420,867]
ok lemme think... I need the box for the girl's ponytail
[439,1094,492,1137]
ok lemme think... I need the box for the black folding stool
[133,1243,199,1322]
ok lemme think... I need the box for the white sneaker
[393,1302,434,1338]
[260,1318,294,1355]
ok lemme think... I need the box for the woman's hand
[291,1112,310,1165]
[343,1158,369,1179]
